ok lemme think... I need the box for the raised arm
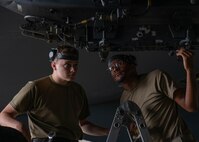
[0,104,31,142]
[174,48,198,112]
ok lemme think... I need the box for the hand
[176,48,194,72]
[128,121,140,138]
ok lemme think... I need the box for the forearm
[175,48,198,112]
[185,69,198,111]
[0,112,31,142]
[0,113,31,141]
[80,121,109,136]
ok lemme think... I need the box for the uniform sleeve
[9,81,36,114]
[158,70,179,99]
[78,86,90,120]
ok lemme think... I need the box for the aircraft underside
[1,0,199,60]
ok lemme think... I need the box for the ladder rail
[106,101,152,142]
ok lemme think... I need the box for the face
[52,59,78,82]
[108,60,129,83]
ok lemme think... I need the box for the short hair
[49,45,79,62]
[108,54,137,66]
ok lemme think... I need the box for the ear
[51,61,56,70]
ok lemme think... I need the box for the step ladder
[106,101,152,142]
